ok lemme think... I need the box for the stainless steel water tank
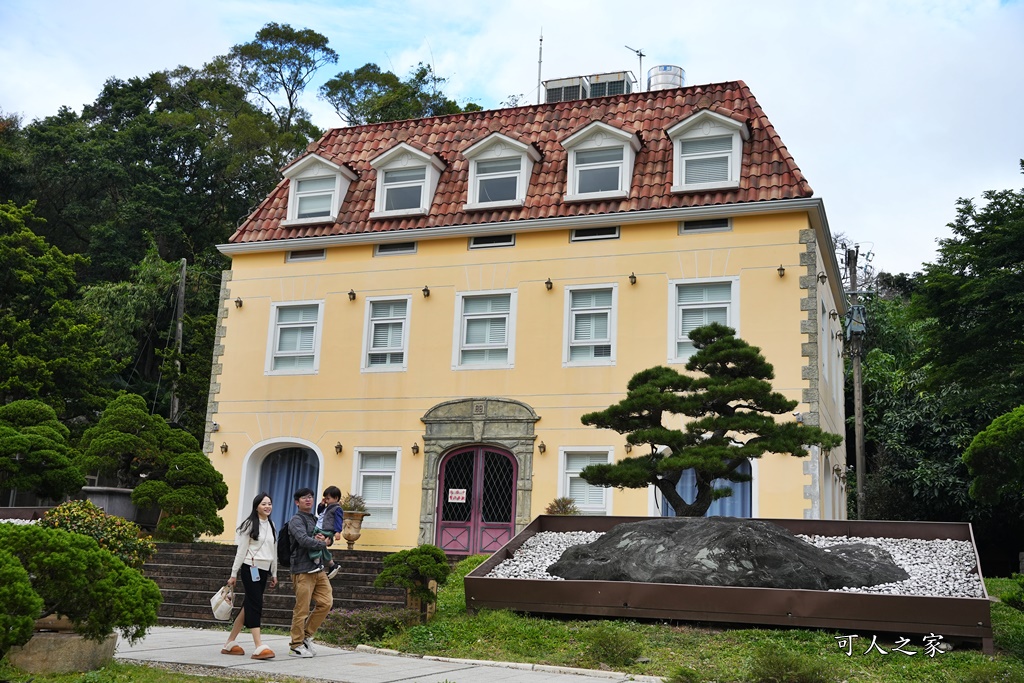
[647,65,685,91]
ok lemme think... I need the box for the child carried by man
[311,486,344,579]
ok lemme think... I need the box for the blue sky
[2,0,1022,275]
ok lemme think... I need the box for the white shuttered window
[567,287,615,364]
[564,451,611,515]
[680,136,732,185]
[675,283,732,359]
[271,304,320,372]
[365,298,409,369]
[458,293,513,366]
[358,451,397,528]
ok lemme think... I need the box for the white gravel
[486,528,986,598]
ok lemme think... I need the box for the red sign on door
[447,488,467,503]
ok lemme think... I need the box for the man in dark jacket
[287,487,334,658]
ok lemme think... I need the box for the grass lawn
[3,560,1022,682]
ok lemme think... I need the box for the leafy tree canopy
[912,161,1024,414]
[76,392,173,488]
[320,62,481,126]
[0,400,85,500]
[962,404,1024,510]
[581,324,842,516]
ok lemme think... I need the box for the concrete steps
[143,542,406,628]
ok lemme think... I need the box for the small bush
[320,606,419,646]
[666,666,703,683]
[1002,573,1024,612]
[40,499,155,569]
[374,544,450,604]
[745,647,832,683]
[545,497,581,515]
[583,622,644,669]
[0,545,44,657]
[341,492,367,511]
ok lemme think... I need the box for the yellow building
[207,80,848,553]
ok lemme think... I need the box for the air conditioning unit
[588,71,636,98]
[543,77,590,103]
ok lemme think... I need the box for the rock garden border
[464,516,993,653]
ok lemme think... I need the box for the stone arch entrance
[417,398,539,552]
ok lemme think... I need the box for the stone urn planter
[9,616,117,674]
[341,510,370,549]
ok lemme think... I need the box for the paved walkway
[115,626,664,683]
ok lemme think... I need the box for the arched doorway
[258,446,319,533]
[436,446,517,555]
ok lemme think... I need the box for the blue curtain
[260,447,319,533]
[661,460,751,518]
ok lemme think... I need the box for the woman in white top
[221,492,278,659]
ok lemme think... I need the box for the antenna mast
[537,30,544,104]
[625,45,646,91]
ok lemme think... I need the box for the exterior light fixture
[628,272,637,285]
[348,289,356,301]
[211,422,219,432]
[234,297,243,308]
[220,442,228,454]
[817,271,828,285]
[777,264,785,278]
[545,278,553,290]
[829,309,839,321]
[538,441,546,454]
[624,443,632,453]
[411,442,420,455]
[422,285,430,298]
[335,442,343,454]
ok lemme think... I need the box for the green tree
[912,161,1024,415]
[320,62,481,125]
[0,201,119,420]
[0,547,43,657]
[581,324,843,516]
[76,392,167,489]
[228,22,336,136]
[0,400,85,500]
[132,450,229,542]
[962,405,1024,511]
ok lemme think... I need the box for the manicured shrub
[545,497,581,515]
[583,622,644,669]
[319,606,420,646]
[0,523,161,644]
[132,451,228,542]
[745,647,832,683]
[0,545,44,657]
[374,544,451,604]
[39,499,155,569]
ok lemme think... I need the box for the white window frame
[374,242,418,256]
[570,226,620,242]
[281,156,356,227]
[666,277,739,363]
[558,447,613,515]
[563,284,617,367]
[463,133,540,210]
[369,143,445,218]
[666,110,748,193]
[352,448,400,529]
[451,289,517,370]
[469,234,515,249]
[285,248,326,262]
[265,300,325,375]
[561,121,640,202]
[678,218,732,234]
[361,295,412,372]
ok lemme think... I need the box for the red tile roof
[229,80,812,244]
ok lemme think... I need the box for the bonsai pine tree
[76,392,166,488]
[0,399,86,500]
[581,323,843,517]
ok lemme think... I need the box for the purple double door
[436,446,517,555]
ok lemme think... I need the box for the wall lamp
[411,442,420,455]
[234,297,243,308]
[777,264,785,278]
[220,442,228,454]
[537,441,546,454]
[817,271,828,285]
[335,442,343,454]
[348,289,356,301]
[422,285,430,298]
[210,422,219,432]
[829,309,839,321]
[628,272,637,285]
[624,443,632,453]
[545,278,553,290]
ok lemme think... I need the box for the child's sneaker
[327,563,342,579]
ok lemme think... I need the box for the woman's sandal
[251,644,275,659]
[221,642,244,655]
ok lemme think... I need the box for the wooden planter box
[465,516,994,653]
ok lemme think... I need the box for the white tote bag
[210,585,234,620]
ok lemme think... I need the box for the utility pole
[845,247,867,519]
[169,258,187,424]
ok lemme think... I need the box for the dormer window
[463,133,540,210]
[560,121,640,202]
[282,155,356,226]
[369,143,445,218]
[667,109,749,193]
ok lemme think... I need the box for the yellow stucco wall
[209,211,845,548]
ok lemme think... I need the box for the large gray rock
[546,518,909,590]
